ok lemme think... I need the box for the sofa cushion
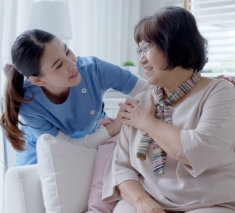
[37,134,97,213]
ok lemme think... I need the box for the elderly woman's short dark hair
[134,7,208,72]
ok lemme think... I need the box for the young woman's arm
[56,115,122,149]
[128,77,150,98]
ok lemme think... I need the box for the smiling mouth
[143,65,153,71]
[69,71,78,79]
[145,67,153,72]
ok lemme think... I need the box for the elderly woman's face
[138,41,170,87]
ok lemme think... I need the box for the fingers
[228,76,235,85]
[118,98,140,114]
[119,111,131,119]
[216,75,225,79]
[118,102,133,112]
[125,98,139,107]
[217,75,235,86]
[120,119,131,126]
[98,117,113,126]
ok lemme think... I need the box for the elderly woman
[102,7,235,213]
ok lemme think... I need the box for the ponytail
[0,67,32,151]
[1,29,55,151]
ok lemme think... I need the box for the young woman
[102,7,235,213]
[0,29,148,166]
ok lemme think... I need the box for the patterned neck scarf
[137,72,201,175]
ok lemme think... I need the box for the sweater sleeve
[20,112,59,138]
[180,83,235,177]
[56,126,110,149]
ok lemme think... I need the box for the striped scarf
[137,72,201,175]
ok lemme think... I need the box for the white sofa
[3,134,98,213]
[4,164,45,213]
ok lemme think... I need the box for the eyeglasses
[136,43,154,58]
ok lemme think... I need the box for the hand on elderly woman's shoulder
[118,96,155,131]
[217,75,235,85]
[98,107,124,137]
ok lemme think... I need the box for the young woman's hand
[135,196,166,213]
[217,75,235,85]
[100,107,124,137]
[98,117,114,126]
[118,96,155,131]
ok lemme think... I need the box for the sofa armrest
[4,164,45,213]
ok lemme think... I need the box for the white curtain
[68,0,141,65]
[0,0,32,96]
[0,1,32,211]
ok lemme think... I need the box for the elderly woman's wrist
[142,114,156,132]
[134,192,153,207]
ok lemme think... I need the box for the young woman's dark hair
[0,29,55,151]
[134,6,208,72]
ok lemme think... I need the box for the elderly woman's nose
[139,54,147,65]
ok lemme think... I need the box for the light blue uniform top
[16,56,137,166]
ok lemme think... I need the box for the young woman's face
[138,40,172,87]
[39,37,81,90]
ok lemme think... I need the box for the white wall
[141,0,162,18]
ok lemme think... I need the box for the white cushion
[36,134,97,213]
[4,164,45,213]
